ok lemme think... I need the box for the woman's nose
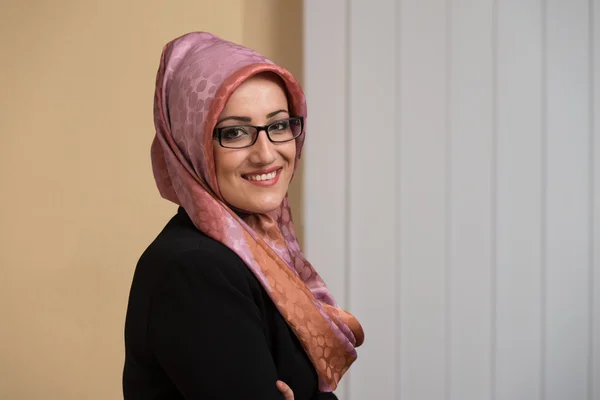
[249,129,276,164]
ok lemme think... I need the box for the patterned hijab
[150,32,364,391]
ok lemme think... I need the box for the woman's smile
[242,166,283,186]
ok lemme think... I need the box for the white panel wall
[545,1,592,399]
[397,0,448,398]
[303,0,348,311]
[594,2,600,398]
[496,1,544,399]
[347,1,398,399]
[304,1,599,399]
[448,0,494,398]
[303,2,349,398]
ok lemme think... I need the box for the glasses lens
[268,118,302,142]
[219,126,256,148]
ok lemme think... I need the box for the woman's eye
[222,128,248,140]
[271,121,290,132]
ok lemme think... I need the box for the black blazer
[123,208,338,399]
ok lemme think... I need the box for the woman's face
[213,74,296,214]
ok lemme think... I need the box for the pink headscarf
[151,32,364,391]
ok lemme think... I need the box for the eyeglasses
[213,116,304,149]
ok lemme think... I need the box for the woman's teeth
[246,170,278,181]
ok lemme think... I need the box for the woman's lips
[242,168,282,187]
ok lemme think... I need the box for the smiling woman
[212,73,300,214]
[122,32,364,400]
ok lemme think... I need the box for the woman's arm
[148,249,285,399]
[278,380,340,400]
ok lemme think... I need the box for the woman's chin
[232,196,284,215]
[249,202,282,215]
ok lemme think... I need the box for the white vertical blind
[545,1,592,399]
[593,2,600,398]
[303,1,349,398]
[304,0,599,399]
[346,1,398,399]
[448,0,495,398]
[397,0,449,399]
[496,0,544,399]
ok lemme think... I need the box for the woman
[123,32,364,400]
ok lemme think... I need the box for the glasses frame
[212,116,304,149]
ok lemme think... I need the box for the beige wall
[0,1,303,398]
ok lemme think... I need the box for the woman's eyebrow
[216,109,289,126]
[266,109,289,119]
[216,116,251,125]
